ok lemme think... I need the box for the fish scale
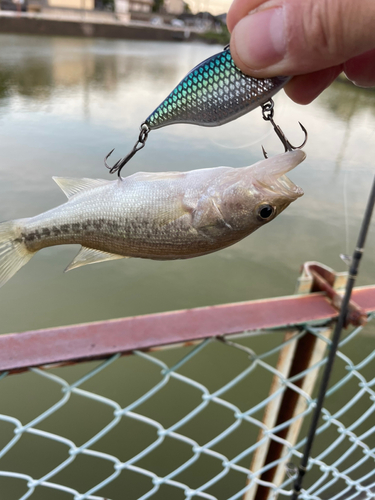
[145,49,290,129]
[0,151,305,289]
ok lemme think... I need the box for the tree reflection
[319,78,375,121]
[0,36,184,105]
[317,78,375,170]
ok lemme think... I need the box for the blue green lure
[145,48,290,129]
[105,47,304,177]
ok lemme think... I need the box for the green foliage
[198,25,230,45]
[101,0,114,11]
[152,0,163,13]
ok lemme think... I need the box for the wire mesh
[0,315,374,500]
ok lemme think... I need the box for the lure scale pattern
[145,49,290,129]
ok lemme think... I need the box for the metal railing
[0,270,375,500]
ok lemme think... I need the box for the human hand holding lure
[105,46,307,177]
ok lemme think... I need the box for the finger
[284,66,343,105]
[229,0,375,79]
[344,49,375,88]
[227,0,264,33]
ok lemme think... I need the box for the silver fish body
[0,151,305,288]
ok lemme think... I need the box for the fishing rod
[291,174,375,500]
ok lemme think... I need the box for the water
[0,34,375,500]
[1,35,375,331]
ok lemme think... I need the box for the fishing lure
[144,48,289,129]
[105,47,307,176]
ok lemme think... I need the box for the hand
[227,0,375,104]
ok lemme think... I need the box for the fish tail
[0,220,34,289]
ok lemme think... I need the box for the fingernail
[232,8,286,70]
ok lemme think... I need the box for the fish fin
[0,220,35,288]
[52,177,111,199]
[153,197,196,228]
[192,197,229,231]
[65,246,127,272]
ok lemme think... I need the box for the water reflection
[319,79,375,120]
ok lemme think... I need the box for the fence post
[245,325,334,500]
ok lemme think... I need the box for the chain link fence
[0,314,375,500]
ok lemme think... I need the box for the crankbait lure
[105,47,307,176]
[144,48,289,129]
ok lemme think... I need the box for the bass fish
[0,151,305,288]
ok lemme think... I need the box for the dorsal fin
[52,177,111,199]
[65,246,127,272]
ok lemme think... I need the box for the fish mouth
[254,150,305,200]
[273,173,304,199]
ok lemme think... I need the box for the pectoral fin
[193,197,231,230]
[65,246,127,272]
[155,201,193,228]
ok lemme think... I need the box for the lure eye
[257,204,275,221]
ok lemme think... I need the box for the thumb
[229,0,375,78]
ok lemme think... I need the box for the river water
[1,35,375,330]
[0,34,375,500]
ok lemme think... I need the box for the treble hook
[105,123,150,178]
[261,99,307,159]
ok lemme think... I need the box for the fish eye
[257,204,275,221]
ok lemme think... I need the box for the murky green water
[0,34,375,500]
[1,34,375,331]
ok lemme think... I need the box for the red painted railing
[1,285,375,373]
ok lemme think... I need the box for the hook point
[296,122,308,149]
[104,148,116,170]
[261,99,308,157]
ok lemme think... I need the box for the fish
[144,48,290,130]
[0,151,305,289]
